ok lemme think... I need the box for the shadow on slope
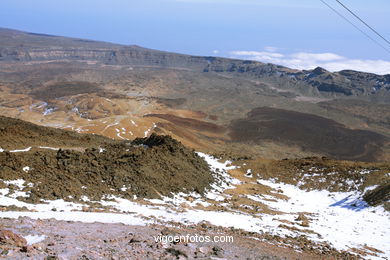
[229,107,388,162]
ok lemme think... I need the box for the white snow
[0,211,148,226]
[196,152,236,173]
[116,132,126,140]
[0,193,387,258]
[0,179,30,199]
[144,123,157,137]
[22,166,31,173]
[197,152,241,189]
[36,102,47,109]
[102,121,119,133]
[0,187,85,211]
[24,235,46,245]
[80,196,90,202]
[38,146,59,151]
[0,147,4,152]
[254,179,390,258]
[43,107,55,116]
[0,196,288,242]
[3,179,26,189]
[147,192,211,208]
[245,169,253,177]
[30,102,48,111]
[71,107,80,114]
[10,147,32,153]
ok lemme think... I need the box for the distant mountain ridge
[0,27,389,98]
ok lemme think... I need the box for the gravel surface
[0,217,338,260]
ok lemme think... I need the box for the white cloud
[264,46,279,52]
[230,50,390,75]
[290,52,344,62]
[212,50,220,54]
[231,51,284,64]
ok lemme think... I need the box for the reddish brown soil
[145,113,226,134]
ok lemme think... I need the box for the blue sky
[1,0,390,73]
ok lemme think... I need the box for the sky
[1,0,390,74]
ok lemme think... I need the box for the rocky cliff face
[290,67,390,96]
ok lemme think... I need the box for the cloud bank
[230,50,390,75]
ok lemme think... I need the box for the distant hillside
[0,28,388,98]
[1,27,389,162]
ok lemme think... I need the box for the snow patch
[43,107,55,116]
[10,147,32,153]
[144,123,157,137]
[24,235,46,245]
[116,132,126,140]
[245,169,253,177]
[38,146,59,151]
[3,179,26,189]
[254,179,390,258]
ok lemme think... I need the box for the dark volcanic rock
[229,107,388,162]
[363,182,390,206]
[0,116,114,150]
[0,133,213,201]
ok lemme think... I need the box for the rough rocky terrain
[0,122,389,258]
[239,156,390,210]
[0,132,214,201]
[0,115,114,150]
[0,217,355,260]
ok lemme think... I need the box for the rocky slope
[0,116,214,201]
[229,107,388,161]
[0,115,113,150]
[0,117,389,259]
